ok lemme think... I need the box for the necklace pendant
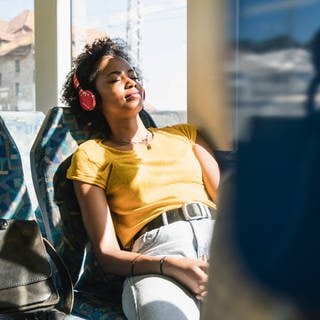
[110,131,153,149]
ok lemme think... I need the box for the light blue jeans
[122,219,215,320]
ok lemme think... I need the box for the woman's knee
[122,275,200,320]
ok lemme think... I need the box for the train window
[231,0,320,140]
[15,59,21,73]
[71,0,187,113]
[0,0,34,111]
[15,82,20,96]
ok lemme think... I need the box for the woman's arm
[193,133,220,203]
[73,180,209,299]
[73,181,158,275]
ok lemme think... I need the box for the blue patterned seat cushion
[0,116,33,219]
[31,107,87,242]
[72,286,124,320]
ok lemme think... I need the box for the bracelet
[160,256,167,275]
[131,254,141,276]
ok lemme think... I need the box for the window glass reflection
[231,0,320,139]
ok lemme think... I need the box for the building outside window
[15,82,20,97]
[15,59,21,73]
[0,1,34,111]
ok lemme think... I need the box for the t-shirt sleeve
[66,147,111,190]
[167,124,197,144]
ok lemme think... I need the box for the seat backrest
[0,116,33,219]
[30,107,88,243]
[53,154,89,284]
[30,107,89,283]
[0,111,45,212]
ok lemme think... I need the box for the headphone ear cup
[78,89,96,111]
[73,73,96,111]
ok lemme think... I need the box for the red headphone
[73,73,96,111]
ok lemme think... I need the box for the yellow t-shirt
[67,124,216,249]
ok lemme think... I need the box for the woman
[62,37,220,320]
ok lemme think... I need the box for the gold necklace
[111,131,153,150]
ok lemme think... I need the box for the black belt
[134,202,216,242]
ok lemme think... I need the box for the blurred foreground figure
[204,28,320,320]
[203,113,320,319]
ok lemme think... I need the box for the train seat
[30,106,156,320]
[0,115,33,220]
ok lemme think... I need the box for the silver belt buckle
[181,202,211,220]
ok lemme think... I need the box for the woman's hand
[162,256,209,300]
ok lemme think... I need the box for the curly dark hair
[61,37,139,138]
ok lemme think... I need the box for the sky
[0,0,33,19]
[1,0,319,41]
[72,0,187,110]
[0,0,187,111]
[81,0,187,110]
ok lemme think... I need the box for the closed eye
[109,76,140,83]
